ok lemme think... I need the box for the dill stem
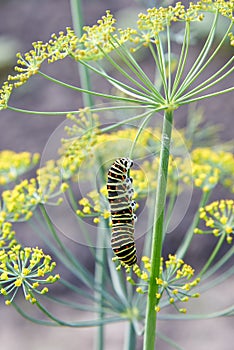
[143,109,173,350]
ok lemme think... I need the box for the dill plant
[0,1,234,349]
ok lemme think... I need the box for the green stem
[70,0,94,108]
[171,21,190,97]
[13,300,123,327]
[176,190,210,259]
[39,204,95,288]
[174,11,218,100]
[199,265,234,294]
[178,56,234,102]
[101,107,166,133]
[124,322,136,350]
[158,332,184,350]
[159,305,234,320]
[166,24,172,99]
[164,181,178,235]
[109,36,163,100]
[143,109,173,350]
[7,105,73,115]
[92,155,110,350]
[178,86,234,105]
[175,18,232,101]
[38,71,157,106]
[129,111,154,159]
[94,219,108,350]
[198,233,226,278]
[201,245,234,281]
[66,185,96,256]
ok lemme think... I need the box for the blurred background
[0,0,233,349]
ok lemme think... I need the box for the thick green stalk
[143,109,173,350]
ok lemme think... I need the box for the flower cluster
[97,126,161,161]
[192,148,234,192]
[0,1,232,106]
[77,187,110,223]
[47,27,79,63]
[0,150,40,185]
[77,10,118,61]
[0,246,60,304]
[0,82,13,110]
[1,179,41,222]
[36,161,69,203]
[6,28,79,88]
[0,222,17,250]
[1,171,68,223]
[8,41,48,87]
[195,199,234,243]
[126,255,200,313]
[59,109,99,180]
[181,148,234,192]
[135,0,233,46]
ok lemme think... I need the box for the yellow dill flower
[195,199,234,243]
[0,246,59,304]
[77,186,110,222]
[125,254,200,312]
[136,287,144,294]
[47,27,79,63]
[0,150,40,185]
[0,82,13,110]
[74,11,133,62]
[8,40,48,87]
[2,179,40,222]
[59,110,99,180]
[0,222,17,250]
[37,160,70,204]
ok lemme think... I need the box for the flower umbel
[0,150,40,185]
[0,246,60,304]
[0,222,17,250]
[195,199,234,243]
[126,255,200,313]
[0,82,13,110]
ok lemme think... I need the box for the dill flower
[195,199,234,243]
[127,255,200,313]
[0,246,60,304]
[74,10,135,61]
[36,160,69,203]
[8,41,48,87]
[135,0,233,47]
[1,171,68,223]
[77,10,117,61]
[191,148,234,192]
[77,186,110,223]
[96,127,161,165]
[47,27,79,63]
[180,148,234,192]
[1,179,41,222]
[0,150,40,185]
[0,82,13,110]
[0,222,17,250]
[192,164,220,192]
[59,110,99,180]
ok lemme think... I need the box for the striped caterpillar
[107,158,137,266]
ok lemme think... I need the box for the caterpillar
[107,158,137,266]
